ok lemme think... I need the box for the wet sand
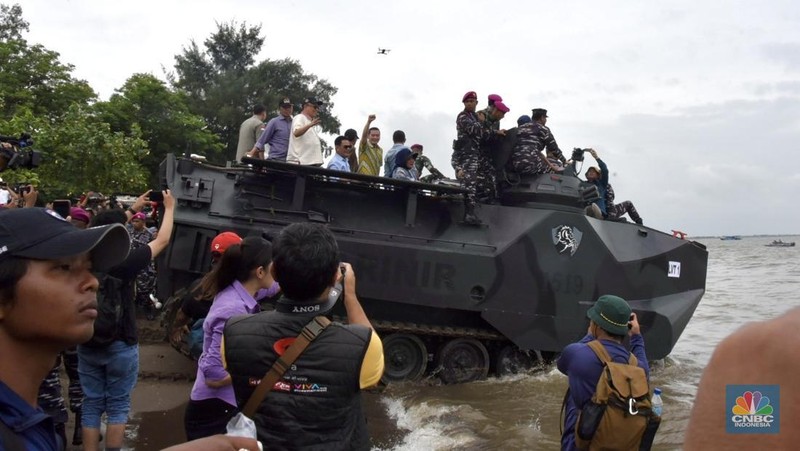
[61,339,401,450]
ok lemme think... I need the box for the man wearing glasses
[249,97,294,161]
[327,136,353,172]
[287,97,324,166]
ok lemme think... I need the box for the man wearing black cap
[531,108,567,164]
[223,223,383,450]
[343,128,359,172]
[287,97,324,166]
[557,295,649,451]
[0,207,130,450]
[249,98,294,161]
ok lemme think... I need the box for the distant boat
[720,236,742,240]
[765,239,795,247]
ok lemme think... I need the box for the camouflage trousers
[37,348,83,424]
[453,146,497,206]
[608,200,642,223]
[135,265,157,306]
[511,150,552,176]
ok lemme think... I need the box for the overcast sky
[20,0,800,236]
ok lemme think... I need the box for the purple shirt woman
[184,236,280,440]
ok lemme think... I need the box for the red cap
[211,231,242,254]
[488,94,503,104]
[462,91,477,102]
[410,144,423,150]
[494,100,510,113]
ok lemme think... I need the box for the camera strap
[241,315,332,418]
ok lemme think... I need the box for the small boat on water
[765,239,795,247]
[720,236,741,240]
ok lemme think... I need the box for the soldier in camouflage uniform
[410,144,445,181]
[509,121,565,176]
[477,94,503,132]
[128,212,156,317]
[37,349,85,446]
[605,183,644,225]
[452,92,504,224]
[531,108,567,165]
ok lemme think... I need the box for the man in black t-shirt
[76,191,176,451]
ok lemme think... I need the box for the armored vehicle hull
[158,154,708,383]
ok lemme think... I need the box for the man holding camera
[557,295,649,451]
[223,223,384,450]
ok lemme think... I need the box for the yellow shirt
[357,142,383,176]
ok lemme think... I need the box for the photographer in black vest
[223,223,384,451]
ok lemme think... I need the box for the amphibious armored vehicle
[157,153,708,384]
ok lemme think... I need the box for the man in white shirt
[287,97,324,165]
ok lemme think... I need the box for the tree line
[0,3,340,200]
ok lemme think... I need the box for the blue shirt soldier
[557,295,649,451]
[327,136,353,172]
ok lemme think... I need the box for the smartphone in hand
[149,191,164,202]
[53,199,71,218]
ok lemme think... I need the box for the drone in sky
[377,48,391,55]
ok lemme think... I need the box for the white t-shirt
[287,114,323,165]
[0,189,9,205]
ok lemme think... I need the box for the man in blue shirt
[584,148,609,215]
[327,136,352,172]
[383,130,406,177]
[0,207,130,450]
[250,97,294,160]
[557,295,649,451]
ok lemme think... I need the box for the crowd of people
[235,94,642,226]
[237,99,446,183]
[0,180,384,450]
[3,94,783,451]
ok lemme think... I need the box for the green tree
[0,106,149,199]
[0,4,148,200]
[0,4,95,121]
[94,73,223,185]
[171,21,340,161]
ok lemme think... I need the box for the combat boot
[463,203,482,225]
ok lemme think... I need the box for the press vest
[224,310,372,451]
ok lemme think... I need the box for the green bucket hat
[587,295,632,336]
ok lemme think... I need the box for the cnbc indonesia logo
[727,385,780,434]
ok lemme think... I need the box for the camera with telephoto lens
[0,133,43,173]
[571,147,586,162]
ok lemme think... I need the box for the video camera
[0,133,42,173]
[571,148,586,162]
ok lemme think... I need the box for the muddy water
[113,236,798,450]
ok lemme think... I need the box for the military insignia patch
[552,225,582,256]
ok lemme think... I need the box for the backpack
[188,317,205,360]
[574,340,660,451]
[84,273,126,347]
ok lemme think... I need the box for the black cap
[303,97,324,107]
[344,128,359,141]
[531,108,548,120]
[278,97,292,107]
[0,208,130,271]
